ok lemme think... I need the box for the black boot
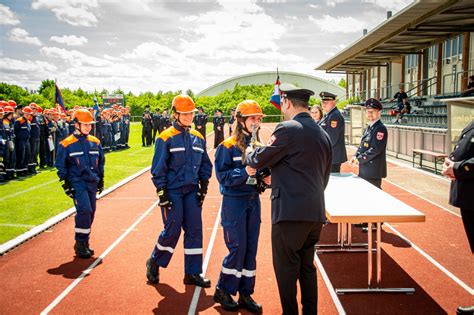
[146,258,159,284]
[183,274,211,288]
[86,242,94,256]
[457,305,474,315]
[213,287,238,311]
[238,294,262,313]
[74,241,92,259]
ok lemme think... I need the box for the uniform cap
[236,100,265,117]
[365,98,383,110]
[172,95,197,113]
[319,91,337,100]
[73,108,95,124]
[280,83,314,102]
[23,106,33,114]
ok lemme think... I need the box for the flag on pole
[93,95,100,119]
[55,83,66,113]
[269,73,281,110]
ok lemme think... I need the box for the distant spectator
[395,98,411,123]
[310,105,323,123]
[460,75,474,97]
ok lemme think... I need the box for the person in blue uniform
[349,98,388,189]
[227,108,236,137]
[245,83,332,315]
[152,108,161,144]
[55,109,105,259]
[28,103,40,174]
[213,109,225,149]
[0,107,6,182]
[213,100,270,313]
[193,106,208,139]
[319,91,347,172]
[442,120,474,315]
[2,105,15,180]
[146,95,213,288]
[14,105,31,177]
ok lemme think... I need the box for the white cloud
[0,57,57,72]
[8,28,42,46]
[363,0,413,12]
[50,35,88,46]
[309,14,365,33]
[121,42,182,61]
[40,46,113,67]
[32,0,99,27]
[0,4,20,25]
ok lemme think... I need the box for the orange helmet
[8,100,17,108]
[0,107,4,115]
[73,108,95,124]
[23,106,33,114]
[37,106,43,113]
[0,100,8,107]
[4,106,14,113]
[236,100,265,117]
[172,95,197,114]
[29,102,37,108]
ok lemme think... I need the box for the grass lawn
[0,122,218,244]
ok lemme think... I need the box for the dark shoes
[183,274,211,288]
[213,287,238,311]
[238,294,263,313]
[74,241,92,259]
[457,305,474,315]
[146,258,160,284]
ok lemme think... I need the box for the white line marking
[127,148,148,156]
[40,200,159,315]
[187,205,222,315]
[0,179,57,201]
[314,252,346,315]
[0,223,36,228]
[385,223,473,295]
[383,178,461,218]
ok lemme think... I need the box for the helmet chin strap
[176,113,191,128]
[75,122,87,136]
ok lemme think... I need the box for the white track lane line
[385,223,473,295]
[383,178,461,218]
[187,205,222,315]
[314,253,346,315]
[40,200,159,315]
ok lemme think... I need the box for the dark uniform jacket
[355,119,388,180]
[246,112,332,224]
[449,121,474,209]
[319,106,347,164]
[152,114,162,130]
[213,116,225,131]
[194,113,208,129]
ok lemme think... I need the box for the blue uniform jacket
[355,119,388,180]
[55,134,105,186]
[14,117,31,141]
[319,106,347,164]
[29,116,40,139]
[215,135,258,197]
[151,121,212,190]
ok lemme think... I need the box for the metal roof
[315,0,474,73]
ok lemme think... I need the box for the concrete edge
[0,166,151,255]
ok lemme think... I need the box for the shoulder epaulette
[87,135,101,144]
[190,129,204,139]
[60,134,78,148]
[159,126,180,141]
[222,136,236,149]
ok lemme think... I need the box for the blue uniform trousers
[217,194,261,296]
[73,184,97,242]
[15,139,30,173]
[151,184,203,275]
[28,137,39,171]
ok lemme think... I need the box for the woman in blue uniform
[213,100,270,313]
[146,95,213,288]
[55,109,105,258]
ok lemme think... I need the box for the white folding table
[320,173,426,294]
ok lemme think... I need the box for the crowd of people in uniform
[0,100,130,183]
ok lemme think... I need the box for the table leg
[368,222,373,288]
[376,222,382,288]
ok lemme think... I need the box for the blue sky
[0,0,412,94]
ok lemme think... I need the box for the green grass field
[0,122,217,244]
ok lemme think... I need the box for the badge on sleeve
[267,134,276,145]
[376,132,384,140]
[330,120,337,128]
[364,142,369,148]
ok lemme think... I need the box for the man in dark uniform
[193,106,208,139]
[142,106,153,147]
[442,121,473,315]
[319,91,347,172]
[245,83,332,315]
[228,108,236,136]
[159,110,172,133]
[213,109,225,149]
[349,98,388,189]
[152,108,162,144]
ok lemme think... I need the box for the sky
[0,0,413,95]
